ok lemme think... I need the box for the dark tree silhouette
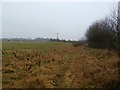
[86,18,116,50]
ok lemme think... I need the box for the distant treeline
[2,38,77,42]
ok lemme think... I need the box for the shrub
[86,18,117,50]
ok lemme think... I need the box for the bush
[86,18,117,50]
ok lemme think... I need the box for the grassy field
[2,41,119,88]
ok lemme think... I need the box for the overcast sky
[2,2,117,40]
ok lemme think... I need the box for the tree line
[85,4,120,57]
[2,37,75,42]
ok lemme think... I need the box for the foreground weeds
[2,42,119,88]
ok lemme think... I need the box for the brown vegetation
[2,42,119,88]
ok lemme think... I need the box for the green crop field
[2,42,71,50]
[2,41,119,88]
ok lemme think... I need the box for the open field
[2,42,119,88]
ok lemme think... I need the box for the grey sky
[2,2,117,40]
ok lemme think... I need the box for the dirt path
[52,47,78,88]
[53,57,73,88]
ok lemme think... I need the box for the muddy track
[52,47,78,88]
[53,60,73,88]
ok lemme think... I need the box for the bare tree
[86,17,116,50]
[109,3,120,56]
[86,2,120,56]
[117,2,120,57]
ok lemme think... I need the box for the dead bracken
[2,42,119,88]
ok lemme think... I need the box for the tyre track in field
[53,59,73,88]
[52,46,78,88]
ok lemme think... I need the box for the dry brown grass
[2,42,119,88]
[63,46,119,88]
